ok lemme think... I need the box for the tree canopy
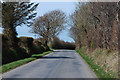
[32,10,66,46]
[2,2,39,48]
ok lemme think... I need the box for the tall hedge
[2,35,27,64]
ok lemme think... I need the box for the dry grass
[82,47,118,78]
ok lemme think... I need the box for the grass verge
[76,49,116,78]
[0,51,53,73]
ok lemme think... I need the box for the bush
[2,35,49,65]
[2,35,28,64]
[2,34,16,64]
[19,37,47,55]
[18,37,34,55]
[33,40,46,54]
[2,49,18,64]
[19,37,33,48]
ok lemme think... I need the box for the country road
[2,50,97,78]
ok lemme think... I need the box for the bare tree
[32,10,66,49]
[69,2,119,50]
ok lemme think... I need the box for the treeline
[51,37,75,50]
[70,2,120,50]
[2,35,48,64]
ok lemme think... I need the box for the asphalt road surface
[2,50,97,78]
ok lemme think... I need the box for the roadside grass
[0,51,53,73]
[32,51,53,58]
[76,49,116,78]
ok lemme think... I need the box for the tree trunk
[44,40,50,51]
[3,24,18,49]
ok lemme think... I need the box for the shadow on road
[41,56,74,59]
[54,50,75,53]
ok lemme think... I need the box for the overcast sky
[1,2,76,42]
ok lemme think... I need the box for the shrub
[33,40,46,54]
[2,34,18,64]
[2,35,30,64]
[2,35,49,65]
[18,37,34,55]
[19,37,33,48]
